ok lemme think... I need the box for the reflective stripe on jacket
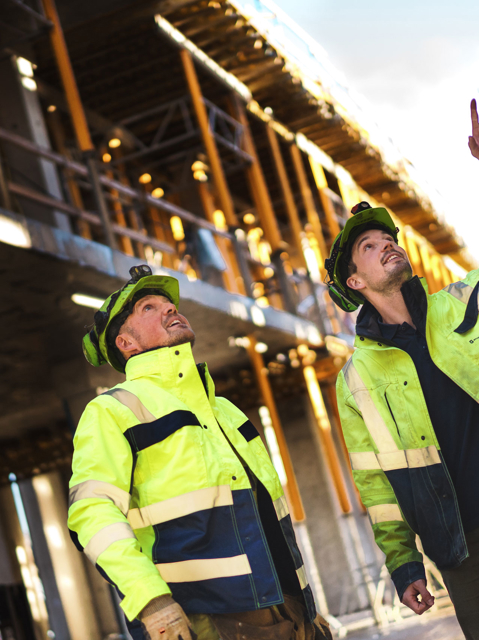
[336,271,479,599]
[68,342,315,621]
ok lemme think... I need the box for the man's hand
[468,99,479,160]
[401,579,435,615]
[140,596,196,640]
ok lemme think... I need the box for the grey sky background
[271,0,479,261]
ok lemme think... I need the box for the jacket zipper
[384,391,400,438]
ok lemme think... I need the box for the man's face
[347,228,412,296]
[115,294,195,358]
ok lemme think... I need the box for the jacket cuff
[120,576,172,621]
[391,561,426,601]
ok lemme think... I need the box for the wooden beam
[232,97,283,252]
[289,143,327,274]
[180,48,238,227]
[265,124,306,267]
[41,0,94,152]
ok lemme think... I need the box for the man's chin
[168,327,196,349]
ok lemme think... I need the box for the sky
[270,0,479,261]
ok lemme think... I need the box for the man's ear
[346,274,366,292]
[115,330,140,356]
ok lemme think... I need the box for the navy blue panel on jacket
[238,420,260,442]
[152,488,283,615]
[124,410,201,452]
[386,458,467,570]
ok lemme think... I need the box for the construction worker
[68,265,331,640]
[325,100,479,639]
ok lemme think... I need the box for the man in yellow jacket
[326,100,479,639]
[69,264,329,640]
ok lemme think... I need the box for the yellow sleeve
[68,397,171,620]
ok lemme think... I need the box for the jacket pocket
[384,391,400,439]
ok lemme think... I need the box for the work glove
[140,595,197,640]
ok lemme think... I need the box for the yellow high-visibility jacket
[337,272,479,599]
[68,342,315,621]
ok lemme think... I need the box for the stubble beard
[128,325,196,352]
[162,326,196,349]
[367,260,413,296]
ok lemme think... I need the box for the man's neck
[366,287,416,329]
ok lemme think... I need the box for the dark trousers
[441,527,479,640]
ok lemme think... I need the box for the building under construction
[0,0,473,638]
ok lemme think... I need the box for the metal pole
[85,153,117,250]
[246,335,306,522]
[41,0,93,152]
[290,143,328,275]
[180,49,238,227]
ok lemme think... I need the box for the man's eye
[144,304,153,311]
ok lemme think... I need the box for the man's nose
[164,303,177,315]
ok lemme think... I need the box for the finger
[416,583,435,607]
[402,593,423,614]
[469,137,479,159]
[471,99,479,137]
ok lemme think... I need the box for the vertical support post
[233,98,282,252]
[265,124,306,265]
[265,124,325,322]
[41,0,93,153]
[290,144,328,274]
[303,366,352,514]
[308,159,341,240]
[180,49,238,227]
[233,98,297,311]
[246,335,305,522]
[41,0,116,249]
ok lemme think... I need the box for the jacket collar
[124,342,215,401]
[355,276,428,343]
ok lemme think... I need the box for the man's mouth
[383,253,402,265]
[167,319,183,329]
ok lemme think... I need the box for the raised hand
[469,99,479,160]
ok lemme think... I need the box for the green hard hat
[82,265,180,372]
[324,202,398,312]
